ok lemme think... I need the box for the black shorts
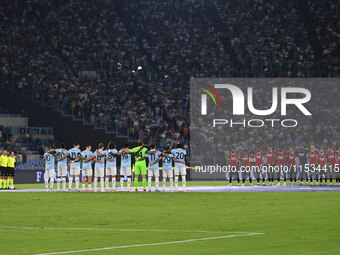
[0,166,8,176]
[7,167,14,177]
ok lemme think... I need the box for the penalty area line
[34,232,265,255]
[0,225,252,234]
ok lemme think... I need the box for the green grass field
[0,183,339,255]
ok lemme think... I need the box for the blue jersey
[81,150,94,170]
[105,149,118,167]
[171,148,186,168]
[146,150,162,170]
[44,152,55,170]
[94,150,105,168]
[55,149,68,167]
[162,153,174,170]
[68,148,81,167]
[120,149,131,168]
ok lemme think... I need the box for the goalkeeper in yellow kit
[129,140,155,192]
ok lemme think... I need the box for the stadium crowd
[0,0,339,150]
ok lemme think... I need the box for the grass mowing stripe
[0,225,251,234]
[34,233,265,255]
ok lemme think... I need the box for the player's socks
[175,176,179,190]
[182,175,186,191]
[94,178,98,191]
[105,177,110,190]
[0,179,2,188]
[62,178,66,190]
[82,183,85,189]
[162,178,166,191]
[134,178,138,190]
[120,177,124,191]
[50,178,54,190]
[10,179,14,187]
[69,178,73,190]
[7,179,10,188]
[148,177,152,190]
[100,177,104,191]
[75,177,79,190]
[127,177,131,190]
[142,178,146,190]
[45,180,49,189]
[155,177,159,190]
[169,178,173,192]
[112,177,116,190]
[57,178,61,190]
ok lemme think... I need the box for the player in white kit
[43,146,56,192]
[146,144,162,192]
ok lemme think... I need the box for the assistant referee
[0,149,8,189]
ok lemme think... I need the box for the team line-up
[43,140,187,192]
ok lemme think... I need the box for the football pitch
[0,182,339,255]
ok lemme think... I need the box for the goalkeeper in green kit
[129,140,155,192]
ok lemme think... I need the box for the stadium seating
[0,0,338,150]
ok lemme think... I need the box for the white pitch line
[34,232,265,255]
[0,225,251,234]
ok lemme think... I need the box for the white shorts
[70,165,80,176]
[174,167,186,176]
[95,167,104,178]
[120,167,132,176]
[148,169,160,177]
[162,169,173,179]
[57,166,67,177]
[106,166,117,176]
[45,169,55,179]
[82,169,93,177]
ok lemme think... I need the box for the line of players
[43,140,187,192]
[227,144,340,186]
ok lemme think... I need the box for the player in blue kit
[160,145,174,192]
[81,144,94,192]
[119,144,132,192]
[103,141,125,192]
[93,143,106,192]
[171,144,187,192]
[68,142,83,192]
[43,146,56,192]
[146,144,162,192]
[55,144,69,191]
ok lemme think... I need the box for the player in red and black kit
[276,149,286,184]
[240,150,252,186]
[227,148,239,186]
[253,149,265,186]
[336,146,340,185]
[287,146,298,185]
[318,148,327,185]
[265,146,276,185]
[326,146,336,185]
[308,144,319,185]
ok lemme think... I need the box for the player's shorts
[134,163,147,175]
[7,167,14,177]
[0,166,8,176]
[106,166,117,176]
[82,168,93,177]
[148,168,159,177]
[120,166,132,176]
[162,169,173,179]
[174,166,186,176]
[45,169,55,179]
[95,167,104,178]
[70,165,80,176]
[57,165,67,177]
